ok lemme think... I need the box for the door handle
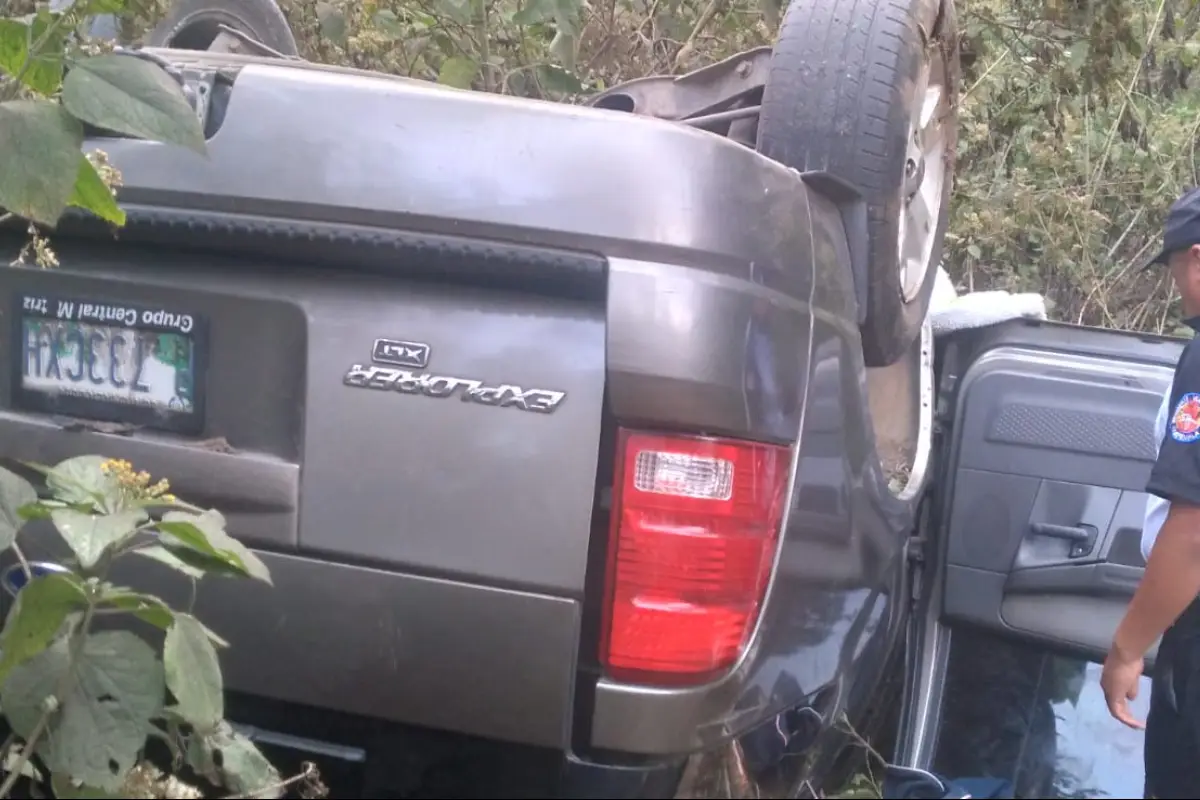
[1029,522,1099,559]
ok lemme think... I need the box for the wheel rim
[897,51,951,304]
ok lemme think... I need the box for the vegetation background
[229,0,1193,338]
[18,0,1191,334]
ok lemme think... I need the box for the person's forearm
[1115,512,1200,658]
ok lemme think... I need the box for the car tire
[145,0,299,57]
[756,0,959,367]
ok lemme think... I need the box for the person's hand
[1102,642,1146,730]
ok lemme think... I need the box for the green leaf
[2,630,164,791]
[315,1,348,43]
[164,614,223,732]
[549,30,577,70]
[0,20,25,75]
[61,53,206,155]
[372,9,405,36]
[51,509,147,570]
[535,63,583,95]
[437,56,478,89]
[50,773,122,799]
[156,510,272,585]
[97,584,230,647]
[512,0,552,25]
[0,99,84,226]
[186,722,280,795]
[0,15,65,96]
[85,0,130,12]
[0,466,37,552]
[433,0,473,24]
[0,573,85,682]
[43,455,120,509]
[758,0,781,27]
[141,541,249,581]
[69,154,125,225]
[96,585,173,627]
[512,0,581,34]
[18,501,52,521]
[1067,40,1091,73]
[129,542,205,580]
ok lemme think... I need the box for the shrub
[0,457,286,797]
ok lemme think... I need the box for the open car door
[893,318,1183,799]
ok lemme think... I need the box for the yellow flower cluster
[99,459,176,503]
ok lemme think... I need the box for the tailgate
[0,229,605,748]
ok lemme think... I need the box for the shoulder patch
[1171,392,1200,442]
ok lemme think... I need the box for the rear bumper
[221,686,687,799]
[108,550,584,749]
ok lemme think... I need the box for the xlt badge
[371,338,430,369]
[343,340,565,414]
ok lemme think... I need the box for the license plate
[14,293,206,434]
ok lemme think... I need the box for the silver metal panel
[98,58,814,299]
[107,552,583,748]
[298,281,605,595]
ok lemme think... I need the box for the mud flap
[882,765,1013,799]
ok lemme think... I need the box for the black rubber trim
[1006,562,1143,597]
[799,170,870,326]
[48,205,608,302]
[945,317,1186,371]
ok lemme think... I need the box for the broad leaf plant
[0,458,282,798]
[1,0,207,250]
[0,2,290,797]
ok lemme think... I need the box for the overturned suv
[1,0,967,796]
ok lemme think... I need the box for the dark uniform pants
[1146,598,1200,798]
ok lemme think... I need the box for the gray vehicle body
[2,47,1172,798]
[1,50,918,783]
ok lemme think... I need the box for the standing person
[1102,187,1200,798]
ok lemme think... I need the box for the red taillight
[600,429,790,684]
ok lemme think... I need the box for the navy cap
[1150,187,1200,266]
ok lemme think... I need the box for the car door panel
[894,319,1185,797]
[941,329,1177,661]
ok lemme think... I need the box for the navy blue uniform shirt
[1148,318,1200,506]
